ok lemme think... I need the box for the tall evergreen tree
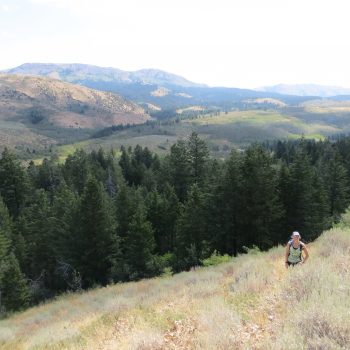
[0,196,12,262]
[124,203,156,280]
[212,150,243,255]
[0,252,30,312]
[0,148,28,217]
[146,184,179,254]
[285,146,330,241]
[74,177,119,287]
[16,189,57,297]
[115,185,139,242]
[169,140,191,201]
[240,145,284,249]
[62,149,90,194]
[35,158,62,193]
[321,151,350,220]
[175,184,209,270]
[119,146,133,185]
[187,132,209,184]
[50,186,80,271]
[278,162,292,242]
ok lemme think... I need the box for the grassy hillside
[2,215,350,349]
[46,107,347,162]
[0,74,149,156]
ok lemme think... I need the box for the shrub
[202,250,232,267]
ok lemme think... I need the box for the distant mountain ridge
[4,63,206,88]
[258,84,350,97]
[3,63,315,112]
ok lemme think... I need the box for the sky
[1,0,350,88]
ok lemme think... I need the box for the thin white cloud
[0,30,11,38]
[29,0,70,6]
[0,4,9,12]
[0,3,19,12]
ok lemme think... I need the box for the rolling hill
[1,215,350,349]
[0,74,149,155]
[51,106,350,161]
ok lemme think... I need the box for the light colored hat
[292,231,300,237]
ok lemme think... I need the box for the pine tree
[169,140,191,201]
[321,151,350,221]
[285,146,330,242]
[75,177,119,287]
[0,148,28,217]
[175,184,209,270]
[119,146,132,185]
[212,150,243,255]
[115,185,138,242]
[278,162,293,242]
[15,189,57,296]
[240,145,284,249]
[36,158,63,193]
[124,203,156,280]
[0,253,30,312]
[0,196,12,262]
[146,184,179,254]
[306,175,330,240]
[187,132,209,184]
[62,149,90,194]
[50,186,80,275]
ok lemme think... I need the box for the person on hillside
[285,231,309,268]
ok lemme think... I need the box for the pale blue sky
[1,0,350,88]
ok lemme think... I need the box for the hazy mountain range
[7,63,350,99]
[2,63,315,112]
[4,63,206,88]
[258,84,350,98]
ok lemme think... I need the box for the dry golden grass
[2,216,350,349]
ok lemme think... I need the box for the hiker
[285,231,309,268]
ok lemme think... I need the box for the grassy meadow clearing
[1,214,350,349]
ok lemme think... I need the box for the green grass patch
[202,251,232,267]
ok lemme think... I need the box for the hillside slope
[1,217,350,349]
[0,74,149,153]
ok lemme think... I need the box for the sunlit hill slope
[0,73,149,153]
[1,212,350,349]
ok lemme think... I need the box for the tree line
[1,133,350,313]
